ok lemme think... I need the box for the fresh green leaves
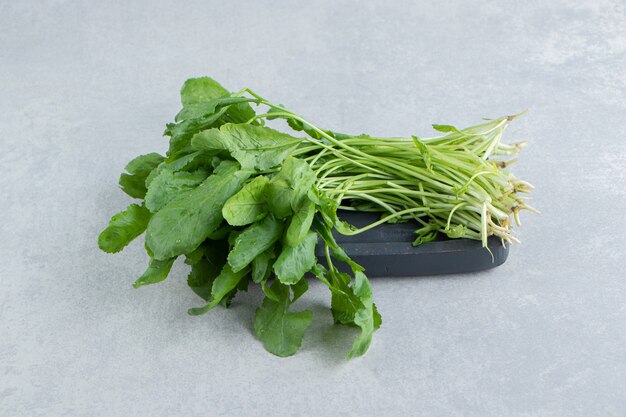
[191,123,301,170]
[119,153,165,198]
[222,176,270,226]
[145,169,208,212]
[274,231,318,285]
[432,124,461,133]
[176,97,255,122]
[98,204,151,253]
[285,198,316,247]
[186,241,228,301]
[254,281,313,357]
[266,157,316,218]
[252,249,275,284]
[346,271,377,359]
[145,162,251,259]
[227,214,283,272]
[133,257,176,288]
[188,263,250,316]
[166,77,259,157]
[180,77,229,106]
[412,136,433,173]
[99,76,397,359]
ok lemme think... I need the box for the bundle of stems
[238,89,536,248]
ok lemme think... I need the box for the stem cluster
[241,88,535,248]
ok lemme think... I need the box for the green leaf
[145,161,251,260]
[445,224,467,239]
[144,169,208,212]
[432,124,461,133]
[310,263,331,287]
[191,123,301,171]
[176,97,254,122]
[119,153,165,198]
[254,281,312,357]
[126,152,165,176]
[187,263,249,315]
[346,271,376,359]
[180,77,229,106]
[252,248,275,284]
[413,222,439,246]
[162,150,211,174]
[273,231,318,285]
[133,257,176,288]
[285,197,316,247]
[165,77,257,155]
[187,258,215,301]
[223,100,257,125]
[316,259,380,359]
[166,112,224,157]
[373,304,383,330]
[222,176,270,226]
[187,240,229,301]
[329,272,361,325]
[184,244,206,265]
[411,136,433,173]
[98,204,151,253]
[266,157,316,219]
[119,174,148,199]
[291,277,308,303]
[227,214,284,273]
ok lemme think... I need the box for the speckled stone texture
[1,1,625,416]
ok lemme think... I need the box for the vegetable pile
[98,77,535,358]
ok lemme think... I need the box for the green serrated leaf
[162,150,211,173]
[445,224,467,239]
[252,248,276,284]
[266,157,316,219]
[98,204,151,253]
[133,257,176,288]
[166,112,225,157]
[184,245,206,266]
[285,197,316,247]
[346,271,376,359]
[176,97,255,122]
[411,135,433,173]
[254,281,312,357]
[145,161,251,260]
[180,77,229,106]
[187,263,249,315]
[119,153,165,198]
[227,214,284,273]
[413,222,439,246]
[330,272,361,326]
[273,231,318,285]
[222,176,270,226]
[291,277,309,303]
[432,124,461,133]
[125,153,165,176]
[145,169,208,212]
[191,123,301,171]
[187,240,229,300]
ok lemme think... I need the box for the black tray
[315,211,508,277]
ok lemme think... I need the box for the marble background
[1,1,625,416]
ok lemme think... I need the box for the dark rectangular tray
[315,211,508,277]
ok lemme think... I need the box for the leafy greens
[98,76,534,358]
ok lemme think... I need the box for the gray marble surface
[2,1,625,416]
